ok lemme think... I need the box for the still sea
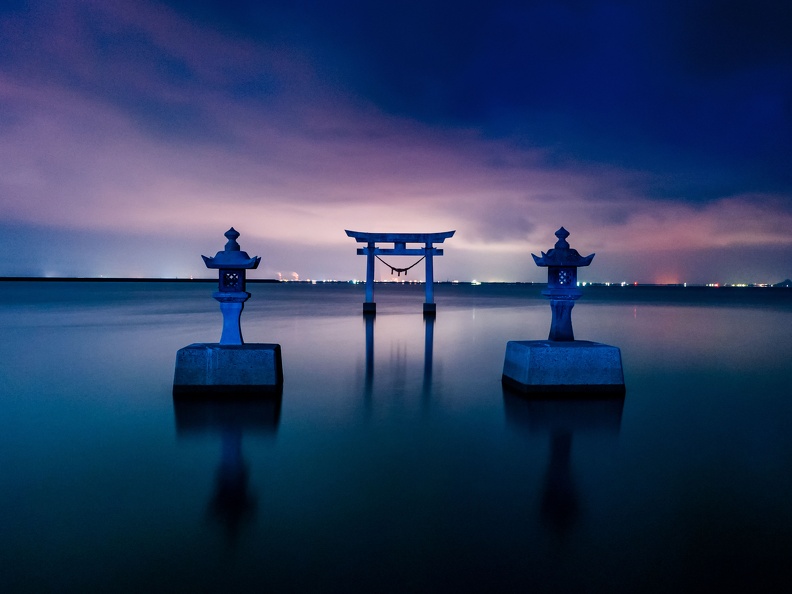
[1,281,791,592]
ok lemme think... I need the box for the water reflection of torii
[363,314,435,405]
[346,230,455,316]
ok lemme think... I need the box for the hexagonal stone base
[502,340,625,394]
[173,343,283,397]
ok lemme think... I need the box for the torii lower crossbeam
[345,230,455,315]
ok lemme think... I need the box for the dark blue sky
[163,0,791,191]
[1,0,790,282]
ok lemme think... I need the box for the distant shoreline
[0,277,789,288]
[0,277,279,283]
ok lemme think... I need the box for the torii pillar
[345,230,455,316]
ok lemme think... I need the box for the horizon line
[1,276,789,288]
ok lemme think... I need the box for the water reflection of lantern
[174,396,282,541]
[503,390,624,532]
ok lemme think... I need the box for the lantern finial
[224,228,241,251]
[554,227,570,249]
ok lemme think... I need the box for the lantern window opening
[222,271,241,290]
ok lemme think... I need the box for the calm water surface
[1,281,791,592]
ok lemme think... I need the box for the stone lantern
[502,227,624,395]
[202,228,260,345]
[173,228,283,396]
[531,227,594,341]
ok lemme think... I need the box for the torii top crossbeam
[345,230,456,315]
[346,231,456,246]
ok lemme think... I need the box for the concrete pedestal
[174,343,283,396]
[502,340,624,395]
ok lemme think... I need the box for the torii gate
[345,230,455,315]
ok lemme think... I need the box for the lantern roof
[202,228,261,269]
[531,227,595,268]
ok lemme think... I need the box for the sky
[1,0,790,284]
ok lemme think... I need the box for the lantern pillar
[548,299,576,341]
[217,295,247,345]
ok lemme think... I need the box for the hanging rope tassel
[376,255,425,277]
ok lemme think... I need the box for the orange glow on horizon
[653,274,681,285]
